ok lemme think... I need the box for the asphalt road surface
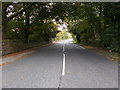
[2,39,118,88]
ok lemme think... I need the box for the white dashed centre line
[63,46,65,52]
[62,45,66,76]
[62,53,66,76]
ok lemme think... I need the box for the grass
[77,43,118,62]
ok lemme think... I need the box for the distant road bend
[2,39,118,88]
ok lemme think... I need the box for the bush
[102,25,119,52]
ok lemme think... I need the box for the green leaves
[102,25,119,52]
[3,2,120,52]
[67,2,119,52]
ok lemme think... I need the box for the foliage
[54,30,71,41]
[68,2,120,52]
[2,2,120,52]
[102,25,119,52]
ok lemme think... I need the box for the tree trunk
[24,9,30,43]
[104,3,108,31]
[76,34,81,43]
[2,22,7,39]
[2,2,11,39]
[98,3,102,42]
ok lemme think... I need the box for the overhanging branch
[5,2,36,22]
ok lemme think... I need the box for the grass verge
[77,43,118,62]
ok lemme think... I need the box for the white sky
[52,19,68,31]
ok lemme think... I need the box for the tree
[2,2,35,39]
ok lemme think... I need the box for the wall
[2,40,49,55]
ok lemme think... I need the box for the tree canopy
[2,2,120,52]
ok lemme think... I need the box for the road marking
[80,46,85,49]
[63,45,65,52]
[62,53,66,76]
[0,53,32,66]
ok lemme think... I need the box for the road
[2,39,118,88]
